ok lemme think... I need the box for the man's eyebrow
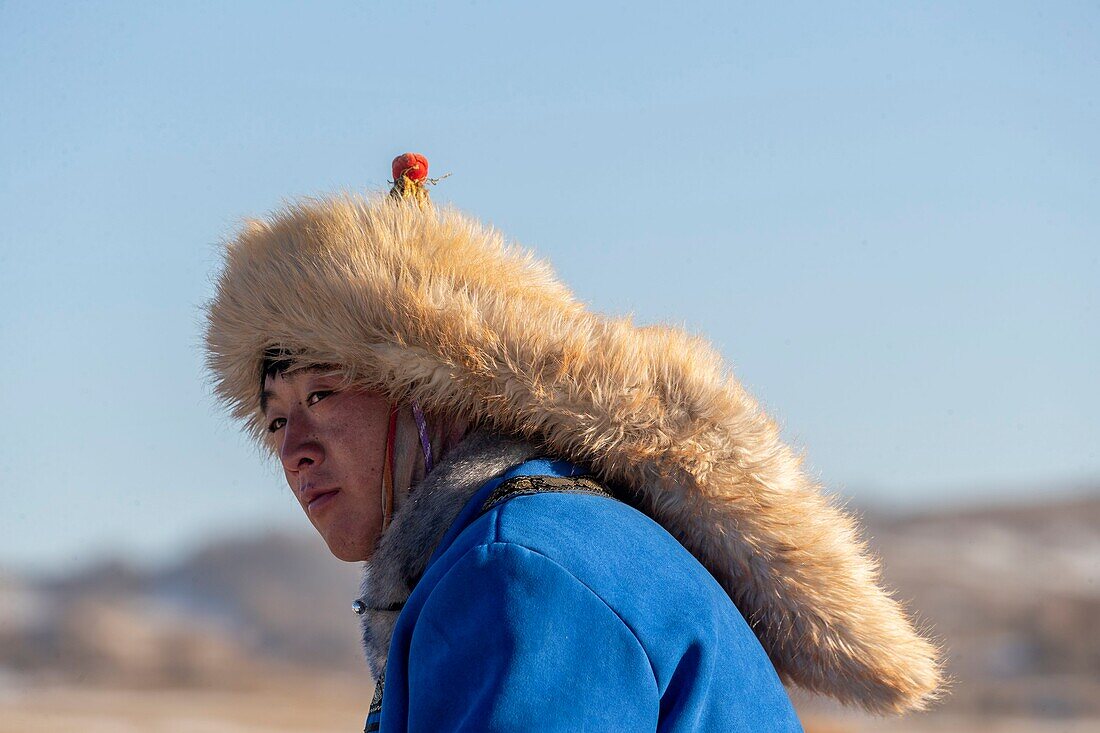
[259,389,279,415]
[259,366,340,414]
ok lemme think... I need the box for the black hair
[261,347,296,381]
[258,348,301,414]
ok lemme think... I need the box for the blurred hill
[0,532,365,690]
[864,492,1100,719]
[2,490,1098,725]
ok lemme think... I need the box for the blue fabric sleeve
[407,541,660,732]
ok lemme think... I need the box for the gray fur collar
[356,430,539,677]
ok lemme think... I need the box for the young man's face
[261,369,391,561]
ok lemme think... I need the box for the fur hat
[204,192,943,713]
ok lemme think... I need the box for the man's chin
[321,533,373,563]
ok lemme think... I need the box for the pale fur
[357,430,538,677]
[204,193,943,714]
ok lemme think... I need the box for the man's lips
[302,485,340,512]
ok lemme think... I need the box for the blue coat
[366,458,803,732]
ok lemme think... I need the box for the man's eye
[306,390,333,406]
[267,417,287,433]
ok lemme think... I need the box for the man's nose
[278,414,324,472]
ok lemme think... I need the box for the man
[204,156,941,731]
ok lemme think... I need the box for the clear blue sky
[2,1,1097,573]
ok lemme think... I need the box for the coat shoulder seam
[455,536,660,689]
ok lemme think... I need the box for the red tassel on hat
[392,153,429,182]
[390,152,432,205]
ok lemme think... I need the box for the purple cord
[410,400,433,473]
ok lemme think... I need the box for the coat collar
[356,430,539,677]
